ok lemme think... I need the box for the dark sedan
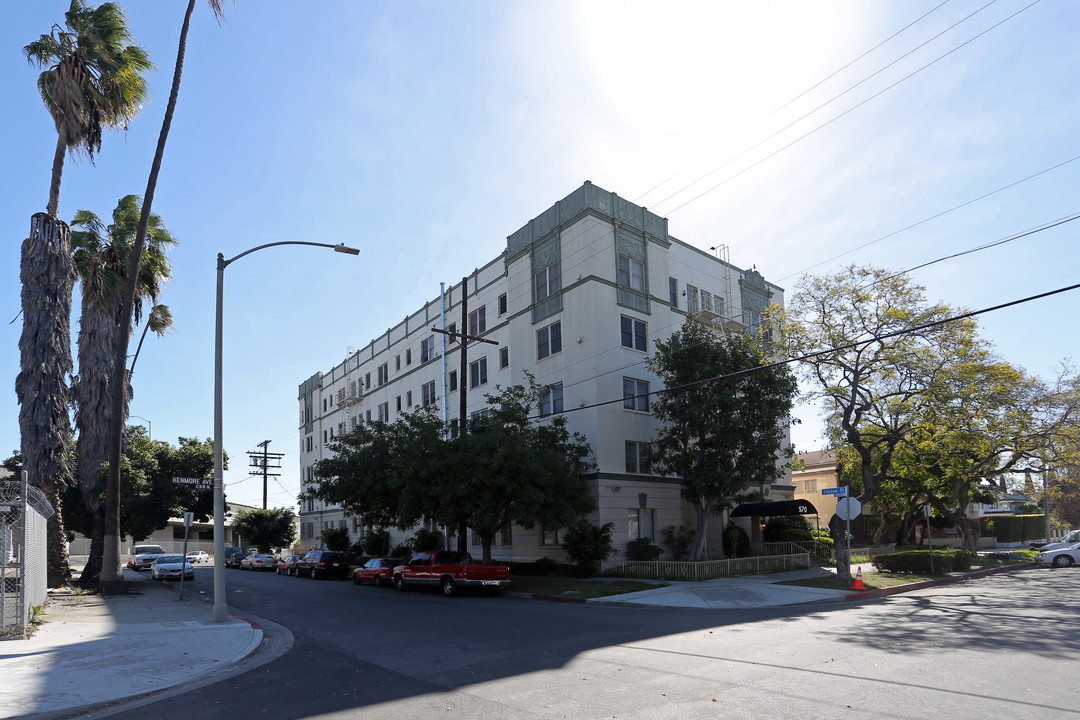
[352,557,397,587]
[294,550,351,579]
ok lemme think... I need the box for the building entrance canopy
[730,499,818,517]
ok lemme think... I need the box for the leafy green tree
[21,0,152,589]
[561,520,614,573]
[71,196,176,585]
[104,0,226,587]
[232,508,298,553]
[360,529,392,556]
[448,381,596,564]
[647,319,797,561]
[320,526,350,552]
[63,431,217,570]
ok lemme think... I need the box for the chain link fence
[1,472,54,640]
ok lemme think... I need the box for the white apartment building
[297,181,792,561]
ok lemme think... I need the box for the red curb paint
[229,613,262,630]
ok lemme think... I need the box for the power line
[657,0,1042,217]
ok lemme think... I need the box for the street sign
[821,486,848,497]
[836,497,862,521]
[173,476,213,491]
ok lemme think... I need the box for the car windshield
[135,547,163,555]
[157,555,183,563]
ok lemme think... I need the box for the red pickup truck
[392,551,511,596]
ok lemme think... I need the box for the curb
[843,562,1036,602]
[505,591,587,604]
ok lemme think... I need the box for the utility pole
[431,275,498,552]
[247,440,284,509]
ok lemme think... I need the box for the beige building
[298,182,793,561]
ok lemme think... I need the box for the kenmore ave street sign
[173,476,213,491]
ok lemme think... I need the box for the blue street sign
[822,486,848,497]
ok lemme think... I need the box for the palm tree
[103,0,225,589]
[21,1,152,588]
[71,195,175,586]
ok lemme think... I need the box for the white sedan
[186,550,210,564]
[1035,542,1080,568]
[151,555,196,581]
[241,553,277,571]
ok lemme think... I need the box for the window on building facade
[350,416,358,428]
[469,306,486,336]
[500,523,512,547]
[336,388,345,404]
[365,372,371,390]
[377,362,388,386]
[305,466,314,482]
[396,396,402,412]
[422,380,437,407]
[623,377,649,412]
[337,422,345,435]
[669,277,678,307]
[378,402,389,422]
[542,525,564,545]
[534,261,560,301]
[406,348,412,365]
[305,435,313,452]
[537,321,562,359]
[322,397,327,412]
[805,479,817,492]
[628,508,655,540]
[470,408,490,424]
[366,410,372,422]
[499,346,509,369]
[349,380,357,398]
[395,354,401,371]
[625,441,652,474]
[421,336,435,363]
[470,357,488,388]
[539,382,564,417]
[323,430,328,444]
[448,321,458,343]
[498,292,507,315]
[449,370,457,392]
[620,315,647,351]
[686,284,699,313]
[406,390,413,407]
[617,254,645,292]
[449,418,460,439]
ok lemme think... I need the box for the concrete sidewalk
[0,569,282,720]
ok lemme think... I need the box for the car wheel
[311,567,318,579]
[373,574,383,588]
[393,574,405,591]
[1053,555,1074,568]
[441,577,457,597]
[353,573,362,585]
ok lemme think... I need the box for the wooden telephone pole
[431,276,498,551]
[247,440,284,509]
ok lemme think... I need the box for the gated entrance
[1,471,54,639]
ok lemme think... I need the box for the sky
[2,1,1078,511]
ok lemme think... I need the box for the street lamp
[130,414,152,441]
[212,241,359,622]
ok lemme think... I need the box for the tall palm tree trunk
[74,296,120,586]
[47,127,67,217]
[103,0,199,589]
[18,213,76,587]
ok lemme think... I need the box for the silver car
[151,555,195,581]
[1035,542,1080,568]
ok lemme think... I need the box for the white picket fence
[598,552,811,581]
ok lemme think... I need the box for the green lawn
[777,552,1034,592]
[509,576,665,599]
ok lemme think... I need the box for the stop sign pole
[836,496,862,580]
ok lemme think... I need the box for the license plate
[331,563,339,567]
[481,580,499,586]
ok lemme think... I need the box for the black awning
[730,499,818,517]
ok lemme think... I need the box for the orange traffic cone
[851,566,865,591]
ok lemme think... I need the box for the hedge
[870,548,972,574]
[990,514,1046,543]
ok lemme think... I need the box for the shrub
[411,528,443,551]
[662,524,695,561]
[763,516,813,542]
[561,520,615,573]
[626,537,662,561]
[723,523,750,558]
[320,527,350,552]
[360,529,391,556]
[389,543,413,559]
[870,548,972,575]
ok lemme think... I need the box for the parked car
[392,551,510,596]
[186,550,210,564]
[241,553,277,571]
[127,545,166,571]
[294,550,351,579]
[1035,542,1080,568]
[276,554,303,575]
[352,558,397,587]
[226,552,248,569]
[1031,529,1080,552]
[151,555,195,581]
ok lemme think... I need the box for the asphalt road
[100,564,1080,719]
